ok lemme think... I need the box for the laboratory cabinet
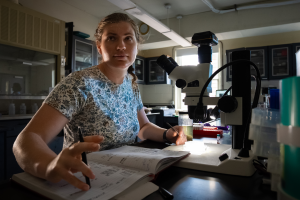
[65,22,98,75]
[145,57,171,84]
[133,56,146,84]
[226,43,298,81]
[0,119,63,181]
[246,46,269,80]
[226,48,246,81]
[268,44,293,80]
[226,47,269,81]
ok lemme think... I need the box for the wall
[221,30,300,90]
[137,47,174,105]
[19,0,100,40]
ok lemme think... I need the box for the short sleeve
[136,85,144,112]
[43,74,87,121]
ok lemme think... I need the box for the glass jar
[178,111,193,141]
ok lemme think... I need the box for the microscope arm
[185,97,243,126]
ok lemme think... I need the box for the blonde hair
[95,13,142,89]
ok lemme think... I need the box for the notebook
[12,146,189,200]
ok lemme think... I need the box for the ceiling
[18,0,300,50]
[58,0,269,22]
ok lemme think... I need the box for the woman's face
[97,21,138,70]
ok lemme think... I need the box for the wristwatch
[163,129,172,144]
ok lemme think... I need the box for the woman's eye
[126,36,133,41]
[107,36,115,41]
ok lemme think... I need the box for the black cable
[223,86,232,96]
[195,59,261,156]
[197,59,261,107]
[253,159,267,170]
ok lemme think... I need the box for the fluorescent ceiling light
[107,0,191,47]
[162,30,191,47]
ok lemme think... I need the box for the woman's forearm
[13,131,57,179]
[138,122,166,142]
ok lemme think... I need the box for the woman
[13,13,187,191]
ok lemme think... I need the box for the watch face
[139,23,149,35]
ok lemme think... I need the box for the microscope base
[164,143,256,176]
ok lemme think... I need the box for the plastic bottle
[20,103,26,114]
[9,103,15,115]
[217,134,220,144]
[32,103,38,114]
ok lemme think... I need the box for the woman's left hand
[166,126,187,145]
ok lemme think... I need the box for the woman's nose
[117,40,126,51]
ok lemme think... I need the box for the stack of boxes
[249,107,281,192]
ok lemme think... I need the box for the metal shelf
[0,95,47,100]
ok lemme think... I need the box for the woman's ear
[96,41,102,55]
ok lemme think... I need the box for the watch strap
[163,129,172,144]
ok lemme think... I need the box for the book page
[87,146,189,174]
[13,162,151,200]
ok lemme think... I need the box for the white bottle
[32,103,38,114]
[20,103,26,114]
[9,103,15,115]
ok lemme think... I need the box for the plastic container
[249,124,277,143]
[269,89,279,109]
[20,103,26,114]
[179,112,193,141]
[252,140,280,158]
[278,76,300,200]
[9,103,15,115]
[251,107,280,128]
[268,157,281,175]
[32,103,38,114]
[249,108,280,158]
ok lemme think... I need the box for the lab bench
[0,138,276,200]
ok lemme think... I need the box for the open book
[12,146,189,200]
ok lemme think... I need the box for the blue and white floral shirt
[44,65,144,150]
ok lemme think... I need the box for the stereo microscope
[156,31,261,176]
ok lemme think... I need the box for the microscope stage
[164,142,256,176]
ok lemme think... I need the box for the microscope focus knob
[176,79,186,89]
[218,96,238,113]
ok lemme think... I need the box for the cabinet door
[134,56,145,84]
[246,47,269,80]
[268,44,293,80]
[292,43,300,76]
[226,48,245,81]
[146,57,170,84]
[72,36,97,72]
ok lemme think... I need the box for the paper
[88,146,189,174]
[12,146,189,200]
[14,162,150,200]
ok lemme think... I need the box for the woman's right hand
[45,135,104,191]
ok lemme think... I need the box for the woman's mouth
[114,54,128,60]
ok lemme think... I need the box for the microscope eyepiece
[167,57,178,67]
[156,55,177,75]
